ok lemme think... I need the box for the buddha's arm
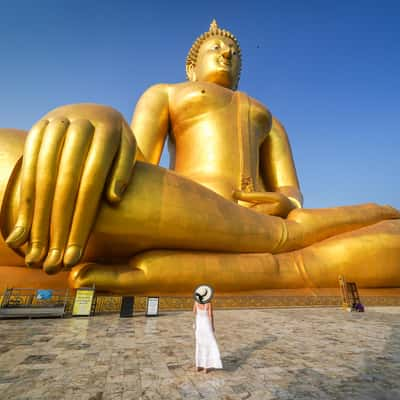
[234,117,303,217]
[260,117,303,207]
[130,84,170,164]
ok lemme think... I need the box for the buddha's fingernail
[69,265,84,282]
[43,249,63,274]
[116,180,127,197]
[69,265,91,287]
[25,243,45,267]
[64,245,83,268]
[108,181,122,203]
[6,226,27,248]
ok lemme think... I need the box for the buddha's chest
[169,83,271,143]
[170,82,233,124]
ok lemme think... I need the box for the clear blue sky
[1,0,399,209]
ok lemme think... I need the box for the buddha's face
[191,36,240,89]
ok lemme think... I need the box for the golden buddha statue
[0,21,399,294]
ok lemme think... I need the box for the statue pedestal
[0,266,69,291]
[2,267,400,312]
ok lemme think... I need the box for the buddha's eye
[212,44,220,50]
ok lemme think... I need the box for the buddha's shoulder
[243,93,270,114]
[142,81,196,91]
[271,116,287,132]
[140,82,171,95]
[243,94,272,126]
[139,82,203,101]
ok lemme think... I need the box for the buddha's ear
[186,63,196,82]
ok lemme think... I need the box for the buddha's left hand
[233,190,296,217]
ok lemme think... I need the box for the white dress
[195,305,223,369]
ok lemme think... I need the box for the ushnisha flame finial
[186,20,242,89]
[209,19,219,32]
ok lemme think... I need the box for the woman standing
[193,285,223,372]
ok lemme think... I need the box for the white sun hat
[193,284,214,304]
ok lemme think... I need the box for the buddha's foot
[283,203,400,251]
[379,204,400,218]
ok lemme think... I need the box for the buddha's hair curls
[186,19,242,89]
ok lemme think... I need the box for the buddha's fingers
[233,190,282,204]
[234,190,294,217]
[250,202,281,216]
[43,120,95,274]
[106,121,136,203]
[25,119,70,266]
[5,120,49,248]
[62,124,121,268]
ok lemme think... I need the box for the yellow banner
[72,289,95,316]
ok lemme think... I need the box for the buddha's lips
[218,57,232,67]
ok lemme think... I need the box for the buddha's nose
[221,48,232,60]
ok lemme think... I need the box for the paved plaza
[0,307,399,400]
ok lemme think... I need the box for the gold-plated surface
[0,20,399,294]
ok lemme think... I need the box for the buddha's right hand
[233,190,296,218]
[5,104,137,273]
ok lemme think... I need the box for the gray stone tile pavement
[0,307,400,399]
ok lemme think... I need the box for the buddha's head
[186,20,242,90]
